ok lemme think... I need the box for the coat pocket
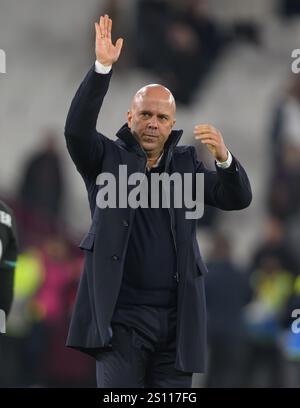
[79,232,95,252]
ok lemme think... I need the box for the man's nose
[148,116,158,128]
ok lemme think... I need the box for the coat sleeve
[0,204,17,316]
[191,147,252,210]
[64,67,113,179]
[0,263,14,316]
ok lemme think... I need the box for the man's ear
[127,110,132,128]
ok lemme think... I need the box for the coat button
[112,255,119,261]
[122,220,129,227]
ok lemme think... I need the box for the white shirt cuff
[216,150,232,169]
[94,60,112,74]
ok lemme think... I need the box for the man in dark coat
[65,14,252,388]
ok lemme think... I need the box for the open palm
[95,15,123,66]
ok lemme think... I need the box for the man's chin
[142,141,157,151]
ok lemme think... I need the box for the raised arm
[65,15,123,179]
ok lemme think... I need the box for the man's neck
[146,150,163,169]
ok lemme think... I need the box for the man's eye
[142,112,150,117]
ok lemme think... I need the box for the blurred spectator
[250,216,299,276]
[231,21,261,46]
[270,76,300,165]
[34,236,72,322]
[268,171,300,221]
[0,236,95,387]
[268,76,300,221]
[0,247,44,387]
[33,235,95,387]
[285,209,300,271]
[136,0,170,72]
[278,0,300,17]
[244,251,294,387]
[205,234,252,387]
[281,275,300,387]
[136,0,228,105]
[17,130,64,246]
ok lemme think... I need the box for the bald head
[127,84,177,158]
[131,84,176,115]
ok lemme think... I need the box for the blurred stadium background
[1,0,300,387]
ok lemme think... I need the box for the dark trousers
[95,305,193,388]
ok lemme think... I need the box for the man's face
[127,85,176,156]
